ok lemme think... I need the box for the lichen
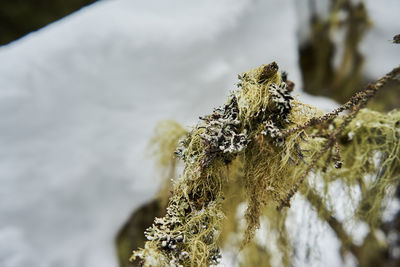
[131,62,400,266]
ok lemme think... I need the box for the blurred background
[0,0,399,266]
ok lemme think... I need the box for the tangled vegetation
[130,61,400,266]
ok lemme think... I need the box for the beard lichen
[131,62,400,266]
[319,108,400,226]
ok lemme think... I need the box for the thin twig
[277,66,400,209]
[279,66,400,138]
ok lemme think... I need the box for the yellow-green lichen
[131,62,400,267]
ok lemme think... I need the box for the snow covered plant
[131,62,400,266]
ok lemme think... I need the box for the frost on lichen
[131,62,400,266]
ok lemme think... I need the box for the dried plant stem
[280,66,400,138]
[278,66,400,209]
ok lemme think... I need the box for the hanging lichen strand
[131,62,400,266]
[131,62,303,266]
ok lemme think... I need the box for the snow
[362,0,400,78]
[0,0,299,266]
[0,0,398,266]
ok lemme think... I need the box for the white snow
[0,0,299,266]
[0,0,398,266]
[362,0,400,78]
